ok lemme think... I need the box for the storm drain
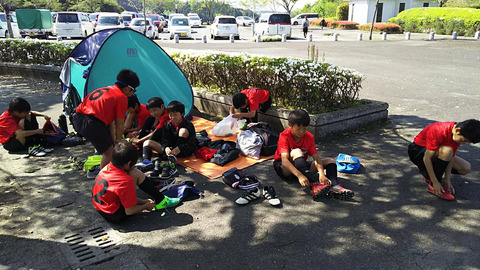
[59,226,128,268]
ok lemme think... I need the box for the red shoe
[327,184,354,200]
[427,184,455,200]
[310,182,331,199]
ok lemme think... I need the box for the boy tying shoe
[150,100,198,180]
[230,88,272,124]
[273,109,354,200]
[408,119,480,200]
[0,98,53,156]
[92,141,180,224]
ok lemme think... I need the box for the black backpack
[247,122,279,156]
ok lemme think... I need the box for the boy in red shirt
[408,119,480,200]
[230,88,272,124]
[0,97,52,156]
[273,109,354,200]
[72,69,139,173]
[92,141,180,224]
[124,94,150,138]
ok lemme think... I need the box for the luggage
[247,122,279,156]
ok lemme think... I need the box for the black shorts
[3,135,26,152]
[273,159,312,182]
[150,128,164,143]
[98,204,128,224]
[408,142,426,169]
[73,113,114,154]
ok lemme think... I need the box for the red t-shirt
[274,128,317,160]
[155,110,170,130]
[0,110,21,144]
[414,122,460,156]
[137,104,150,127]
[241,88,270,111]
[91,163,137,214]
[76,85,128,125]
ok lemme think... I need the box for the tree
[240,0,266,17]
[275,0,297,14]
[202,0,215,23]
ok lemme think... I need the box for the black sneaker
[160,162,177,179]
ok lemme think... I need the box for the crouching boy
[92,141,180,224]
[273,109,354,200]
[408,119,480,200]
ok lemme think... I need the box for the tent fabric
[16,9,53,29]
[60,28,194,117]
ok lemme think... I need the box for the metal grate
[60,226,127,268]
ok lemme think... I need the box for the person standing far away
[302,16,310,38]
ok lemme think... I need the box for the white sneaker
[235,187,261,205]
[38,146,53,153]
[28,145,47,157]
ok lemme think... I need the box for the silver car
[129,18,158,39]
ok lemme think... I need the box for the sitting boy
[408,119,480,200]
[273,109,354,200]
[92,141,180,224]
[150,100,198,179]
[124,94,151,138]
[133,97,170,170]
[0,97,52,156]
[230,88,272,124]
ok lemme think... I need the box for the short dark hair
[8,98,31,113]
[127,94,140,109]
[115,69,140,89]
[288,109,310,127]
[166,100,185,115]
[111,141,139,168]
[232,93,247,109]
[457,119,480,144]
[146,97,164,110]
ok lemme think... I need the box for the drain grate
[60,226,128,268]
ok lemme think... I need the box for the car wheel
[4,30,8,38]
[210,33,213,39]
[235,35,239,40]
[293,21,298,25]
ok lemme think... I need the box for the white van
[56,12,94,38]
[291,13,319,25]
[0,13,21,38]
[254,13,291,38]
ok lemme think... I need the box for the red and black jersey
[76,85,128,126]
[274,128,317,160]
[0,110,21,144]
[155,110,170,130]
[414,122,460,156]
[92,163,137,214]
[137,104,150,127]
[241,88,270,111]
[162,118,198,153]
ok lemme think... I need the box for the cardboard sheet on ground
[177,116,274,179]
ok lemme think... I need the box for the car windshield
[123,16,132,21]
[244,17,252,20]
[218,18,236,24]
[98,16,120,25]
[0,14,5,22]
[172,19,188,26]
[147,15,159,20]
[269,14,291,24]
[132,20,146,26]
[189,16,199,20]
[57,14,78,23]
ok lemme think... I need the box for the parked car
[236,16,254,26]
[146,14,163,32]
[254,13,291,38]
[169,16,191,39]
[121,11,139,19]
[129,18,158,39]
[291,13,319,25]
[188,15,201,27]
[167,13,183,28]
[122,14,132,27]
[159,16,166,32]
[210,16,239,40]
[95,13,124,31]
[0,13,21,38]
[55,12,94,38]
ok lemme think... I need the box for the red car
[146,14,164,32]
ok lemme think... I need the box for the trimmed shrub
[310,18,335,27]
[336,3,349,21]
[388,7,480,36]
[328,21,359,29]
[0,39,76,66]
[358,23,403,33]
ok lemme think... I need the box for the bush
[0,40,363,114]
[310,18,335,27]
[358,23,403,33]
[336,3,349,21]
[388,7,480,36]
[328,21,359,29]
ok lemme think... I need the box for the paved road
[1,29,480,270]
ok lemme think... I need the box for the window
[269,14,291,24]
[376,3,383,22]
[423,3,429,6]
[218,18,236,24]
[399,3,405,13]
[58,14,79,23]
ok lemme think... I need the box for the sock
[138,177,165,204]
[325,163,338,186]
[432,159,449,186]
[143,146,152,161]
[293,157,315,183]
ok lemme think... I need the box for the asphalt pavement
[1,29,480,269]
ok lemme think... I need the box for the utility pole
[369,0,379,40]
[143,0,146,35]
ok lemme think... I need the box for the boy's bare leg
[452,156,471,175]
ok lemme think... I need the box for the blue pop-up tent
[60,28,193,117]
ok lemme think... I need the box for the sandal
[263,186,281,206]
[235,187,261,205]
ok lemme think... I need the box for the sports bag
[247,122,279,156]
[211,143,241,166]
[335,153,361,174]
[236,130,263,160]
[222,167,246,187]
[42,120,67,144]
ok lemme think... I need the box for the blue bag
[42,121,67,144]
[162,184,203,201]
[335,153,361,174]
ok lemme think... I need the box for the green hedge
[358,23,403,33]
[388,7,480,36]
[0,39,363,114]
